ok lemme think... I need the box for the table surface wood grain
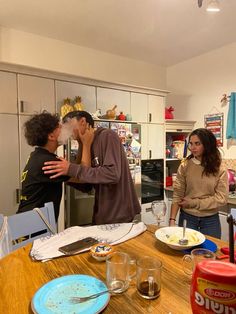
[0,225,227,314]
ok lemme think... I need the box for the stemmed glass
[151,200,167,227]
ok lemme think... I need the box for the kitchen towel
[30,222,147,261]
[226,92,236,140]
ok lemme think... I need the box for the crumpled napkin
[30,222,147,262]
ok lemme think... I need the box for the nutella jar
[190,260,236,314]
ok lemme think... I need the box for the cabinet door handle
[16,188,21,204]
[176,129,183,132]
[149,150,152,159]
[149,113,152,122]
[20,100,24,113]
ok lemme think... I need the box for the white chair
[7,202,57,251]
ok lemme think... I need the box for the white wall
[0,27,166,90]
[166,42,236,158]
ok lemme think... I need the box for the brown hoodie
[68,127,141,224]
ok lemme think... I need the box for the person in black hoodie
[43,111,141,224]
[17,112,69,221]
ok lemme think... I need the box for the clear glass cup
[136,256,162,299]
[151,200,167,226]
[182,248,216,275]
[106,252,135,294]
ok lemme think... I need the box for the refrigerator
[65,120,141,227]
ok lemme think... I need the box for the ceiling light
[206,0,220,12]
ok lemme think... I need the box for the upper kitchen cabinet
[97,87,130,117]
[131,93,165,123]
[18,74,55,114]
[0,114,20,215]
[130,93,148,123]
[55,81,96,114]
[0,71,17,114]
[148,95,165,123]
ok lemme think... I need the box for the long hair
[187,128,221,176]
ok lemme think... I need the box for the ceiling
[0,0,235,67]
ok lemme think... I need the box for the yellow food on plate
[167,231,200,245]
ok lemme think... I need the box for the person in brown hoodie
[43,111,141,225]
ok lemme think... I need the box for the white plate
[155,226,205,251]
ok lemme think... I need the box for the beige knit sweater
[172,158,228,217]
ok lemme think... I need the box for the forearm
[187,192,228,210]
[169,203,180,226]
[80,144,91,167]
[68,163,120,184]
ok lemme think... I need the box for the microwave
[141,159,164,204]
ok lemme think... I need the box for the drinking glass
[136,256,162,299]
[106,252,136,294]
[182,248,216,275]
[151,200,167,226]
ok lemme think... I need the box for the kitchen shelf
[166,158,180,161]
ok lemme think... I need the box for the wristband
[169,218,176,221]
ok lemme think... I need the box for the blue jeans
[178,210,221,239]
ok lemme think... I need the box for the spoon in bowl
[179,219,188,245]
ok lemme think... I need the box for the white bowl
[155,226,205,251]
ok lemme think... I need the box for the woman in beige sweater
[169,128,228,238]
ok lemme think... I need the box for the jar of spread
[190,260,236,314]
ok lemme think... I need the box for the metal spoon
[179,219,188,245]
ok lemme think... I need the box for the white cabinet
[131,93,165,123]
[97,87,130,117]
[0,71,17,114]
[131,93,148,122]
[55,81,96,114]
[18,74,55,114]
[148,95,165,123]
[0,114,20,215]
[165,120,196,133]
[141,124,165,160]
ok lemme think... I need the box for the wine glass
[151,200,167,227]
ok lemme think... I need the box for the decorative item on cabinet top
[60,96,85,118]
[60,98,73,118]
[165,106,174,119]
[73,96,84,111]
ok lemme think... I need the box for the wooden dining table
[0,225,228,314]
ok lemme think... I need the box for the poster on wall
[204,113,224,147]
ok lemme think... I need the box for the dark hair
[63,110,94,128]
[187,128,221,176]
[24,112,60,146]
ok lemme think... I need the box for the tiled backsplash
[222,159,236,171]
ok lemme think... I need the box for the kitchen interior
[0,0,236,244]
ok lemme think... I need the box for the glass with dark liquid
[136,256,162,299]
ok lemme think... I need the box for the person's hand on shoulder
[42,157,70,179]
